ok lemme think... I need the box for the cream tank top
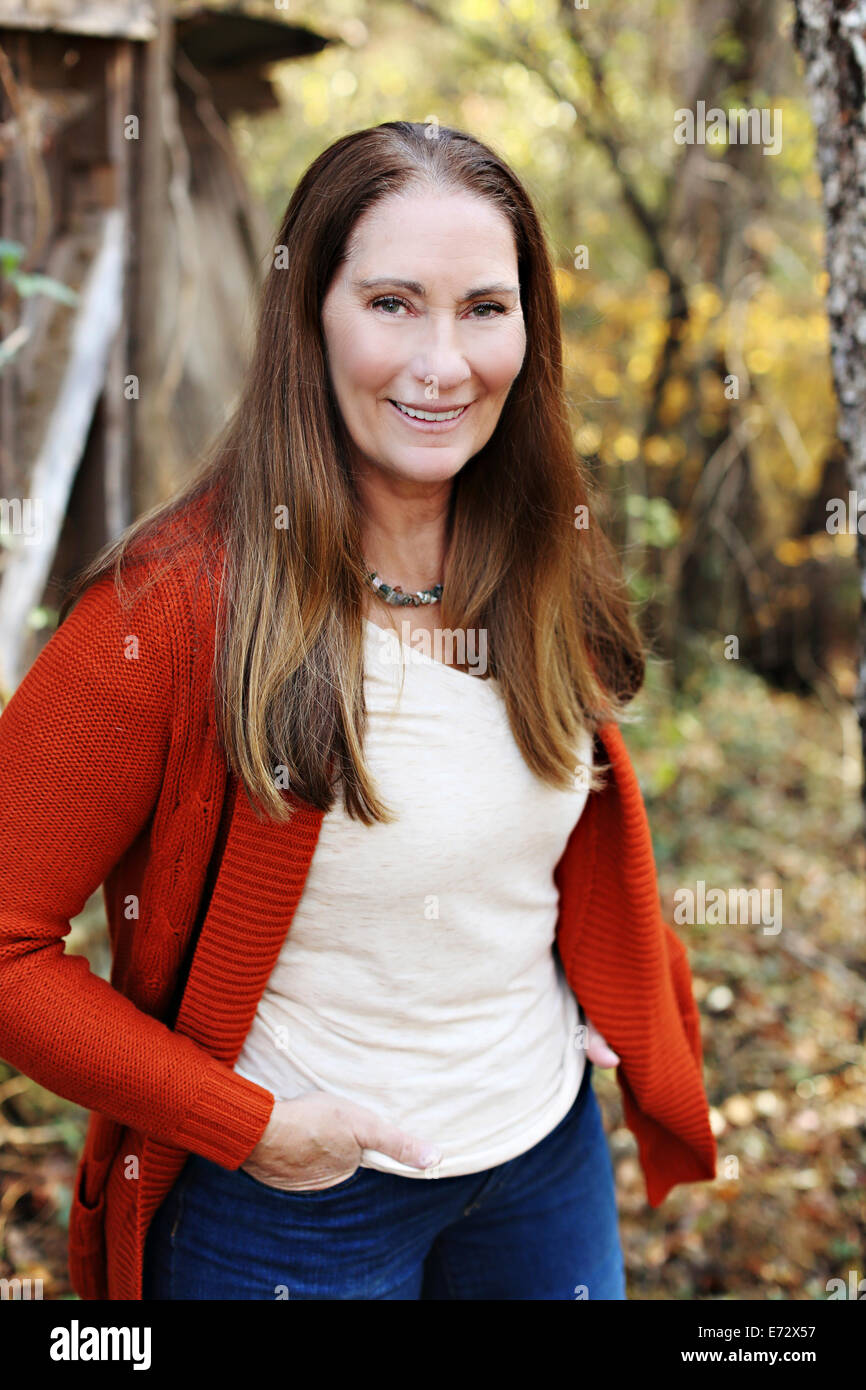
[234,618,593,1178]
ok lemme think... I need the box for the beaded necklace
[365,570,443,607]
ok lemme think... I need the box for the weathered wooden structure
[0,0,335,691]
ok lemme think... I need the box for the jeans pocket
[235,1163,365,1198]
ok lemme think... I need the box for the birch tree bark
[793,0,866,824]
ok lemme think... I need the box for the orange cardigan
[0,524,716,1300]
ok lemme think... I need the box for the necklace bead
[366,570,443,607]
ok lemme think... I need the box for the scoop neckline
[363,617,498,687]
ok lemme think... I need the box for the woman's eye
[370,297,507,318]
[469,302,506,318]
[371,296,407,314]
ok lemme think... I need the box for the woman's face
[320,188,527,487]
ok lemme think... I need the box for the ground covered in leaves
[1,641,863,1299]
[599,643,865,1300]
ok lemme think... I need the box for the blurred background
[0,0,863,1299]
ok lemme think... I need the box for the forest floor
[603,640,865,1300]
[1,637,863,1300]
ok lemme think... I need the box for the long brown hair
[62,120,645,824]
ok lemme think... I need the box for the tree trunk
[793,0,866,827]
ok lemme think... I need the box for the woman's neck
[357,483,452,594]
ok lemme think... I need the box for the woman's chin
[373,448,471,485]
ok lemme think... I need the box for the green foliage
[25,606,60,632]
[0,239,79,304]
[625,493,681,548]
[0,238,79,372]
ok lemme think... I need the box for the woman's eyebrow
[354,276,519,298]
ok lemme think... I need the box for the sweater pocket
[67,1157,108,1301]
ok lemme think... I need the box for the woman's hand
[584,1014,621,1068]
[239,1091,442,1192]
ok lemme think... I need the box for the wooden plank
[0,72,17,497]
[0,206,125,691]
[131,0,172,512]
[0,1,157,42]
[103,39,133,539]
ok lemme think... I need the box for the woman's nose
[407,336,473,393]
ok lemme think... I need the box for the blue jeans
[142,1060,626,1300]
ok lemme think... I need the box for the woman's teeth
[391,401,468,421]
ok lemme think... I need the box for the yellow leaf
[592,368,619,397]
[612,432,639,461]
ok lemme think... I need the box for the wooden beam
[0,2,157,42]
[104,38,133,539]
[0,206,124,691]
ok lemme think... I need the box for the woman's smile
[387,398,473,431]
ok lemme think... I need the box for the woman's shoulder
[56,498,224,702]
[105,497,225,632]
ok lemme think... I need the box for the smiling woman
[319,183,529,654]
[322,214,525,475]
[0,121,715,1304]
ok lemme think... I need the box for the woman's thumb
[585,1020,620,1067]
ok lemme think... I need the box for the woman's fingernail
[420,1147,442,1167]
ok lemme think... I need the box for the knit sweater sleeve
[0,569,275,1169]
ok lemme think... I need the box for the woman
[0,122,716,1301]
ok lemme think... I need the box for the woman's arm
[0,570,275,1168]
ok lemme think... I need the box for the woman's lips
[387,399,472,432]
